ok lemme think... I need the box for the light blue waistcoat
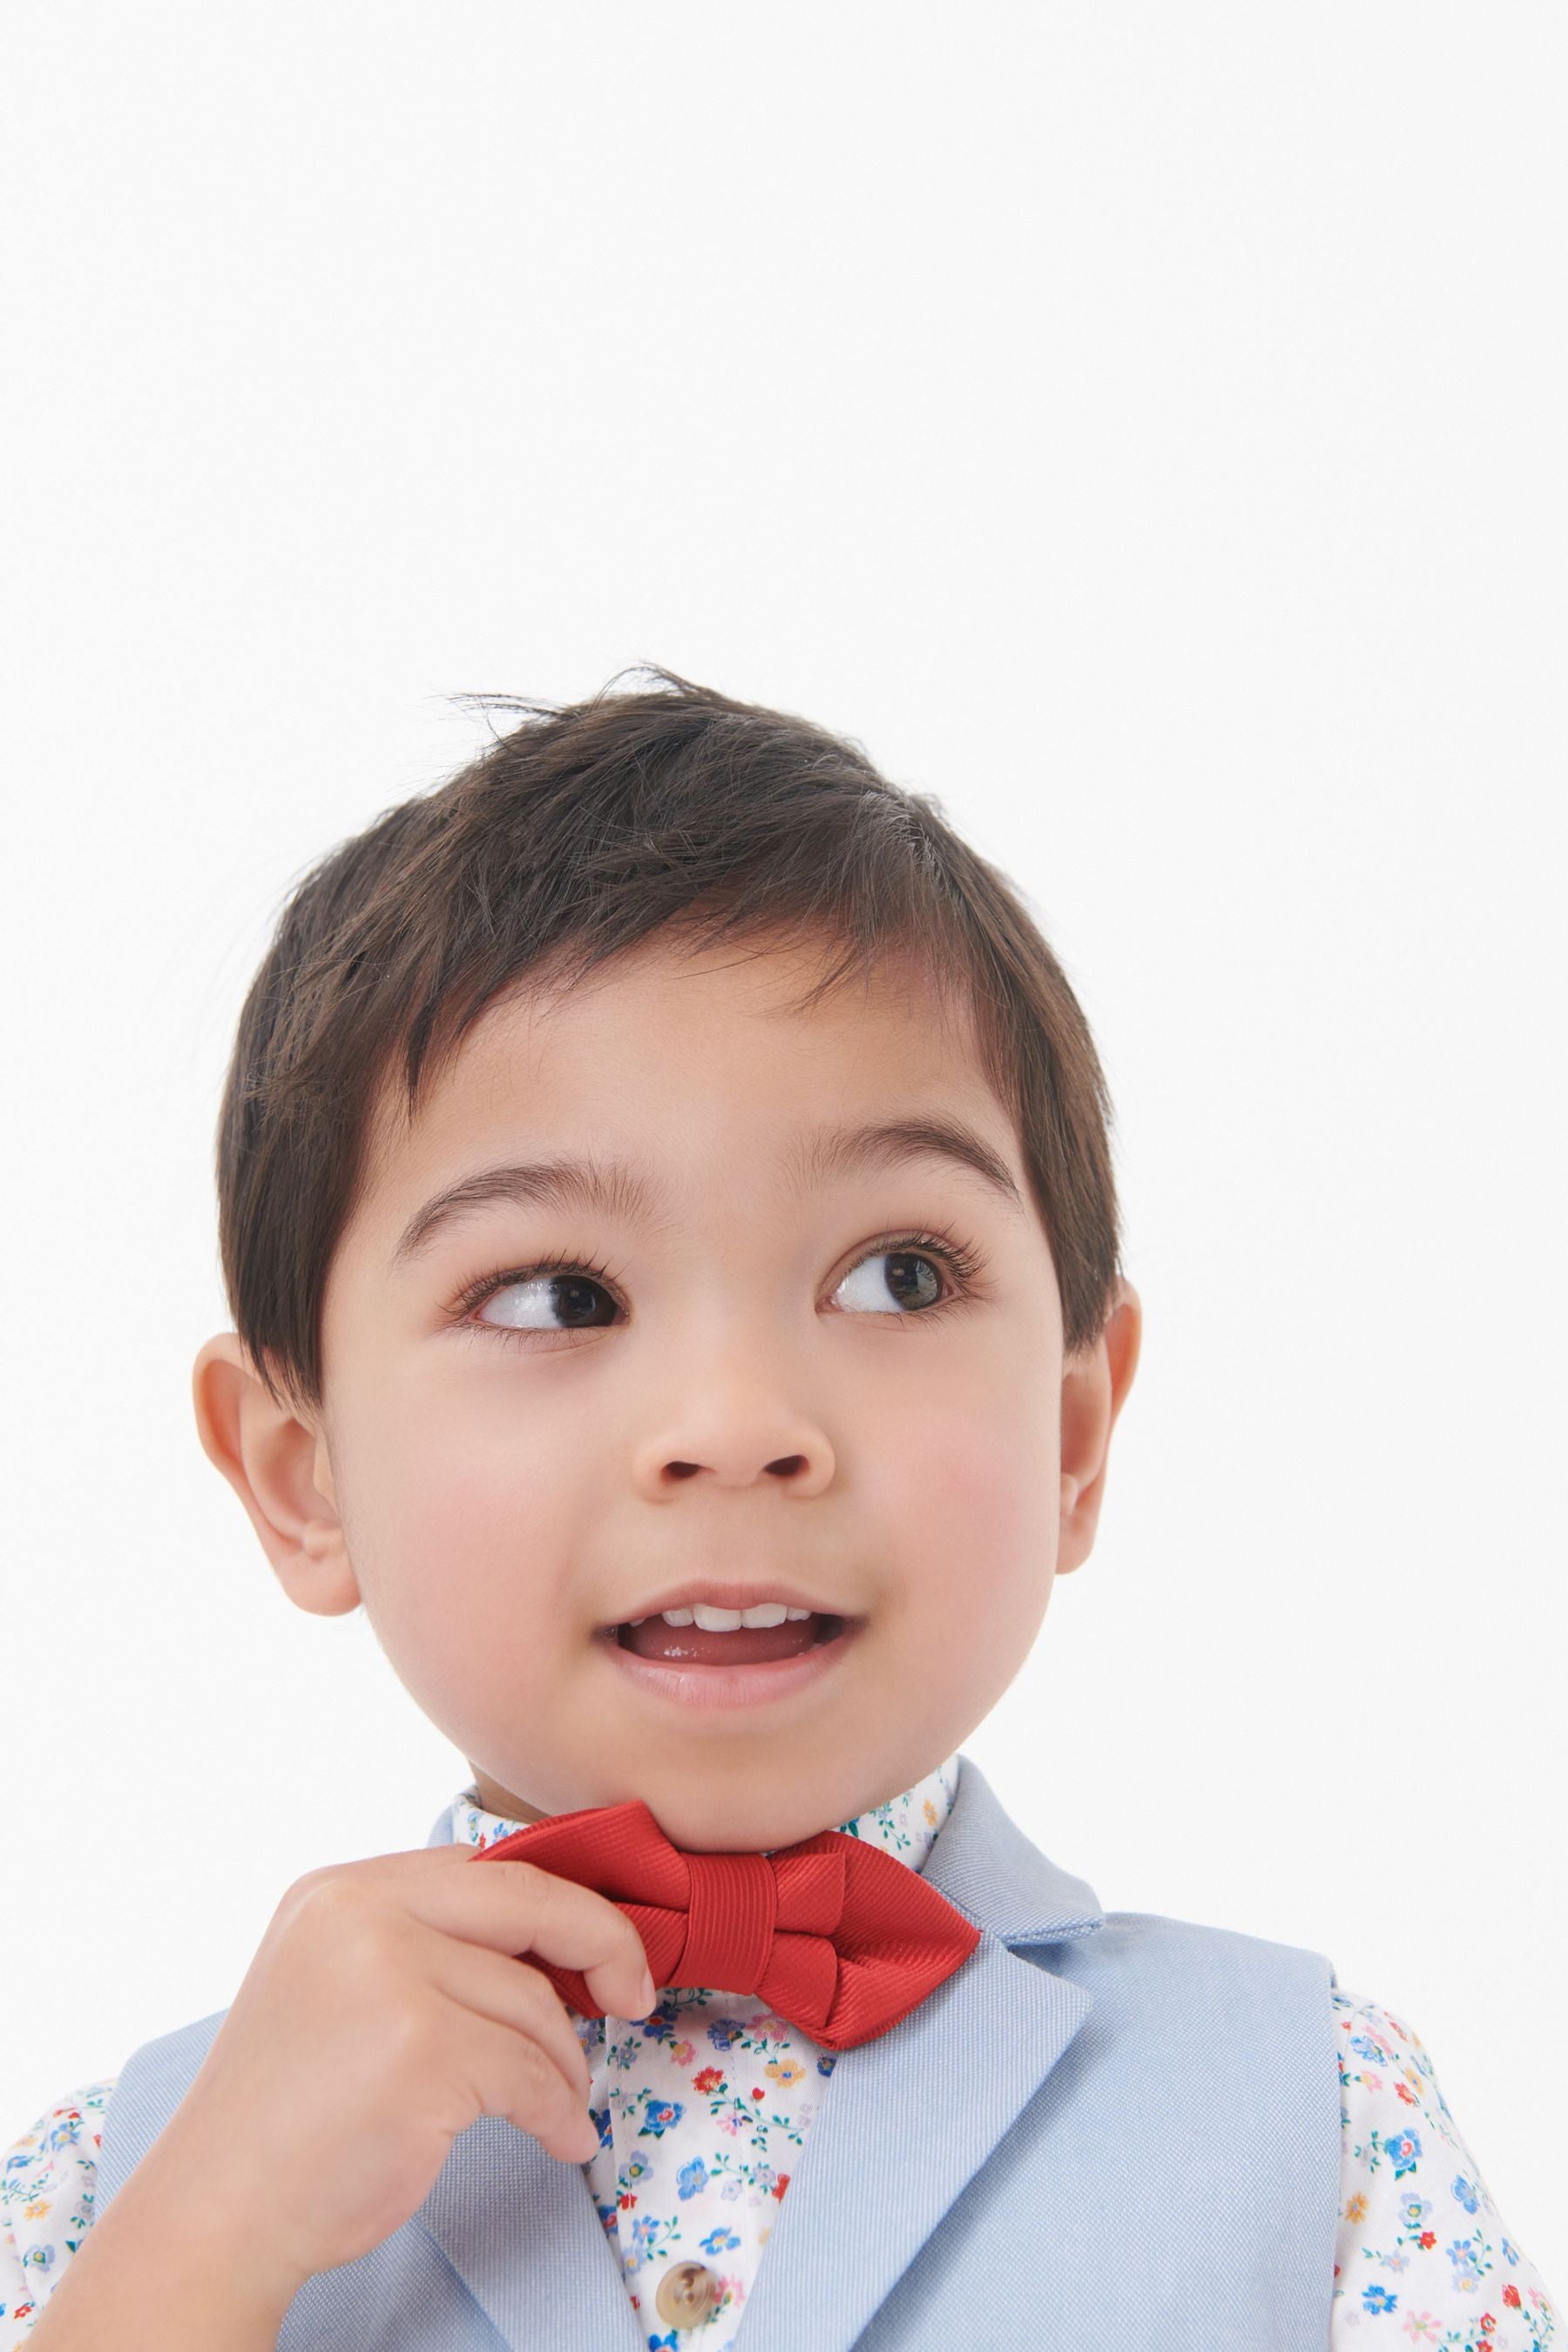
[95,1754,1342,2349]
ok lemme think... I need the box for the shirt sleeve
[0,2080,118,2343]
[1330,1988,1558,2347]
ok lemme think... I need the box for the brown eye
[475,1268,618,1334]
[833,1247,947,1315]
[457,1227,983,1348]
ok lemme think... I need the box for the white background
[3,0,1564,2294]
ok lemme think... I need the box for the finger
[450,2004,601,2165]
[294,1843,509,1882]
[424,1931,596,2103]
[396,1856,656,2020]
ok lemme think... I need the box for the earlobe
[191,1333,362,1618]
[1056,1279,1144,1577]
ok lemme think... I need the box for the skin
[193,927,1141,1854]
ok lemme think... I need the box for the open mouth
[593,1598,867,1709]
[605,1612,850,1668]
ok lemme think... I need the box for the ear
[191,1333,362,1617]
[1056,1277,1143,1575]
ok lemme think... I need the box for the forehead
[354,931,1021,1230]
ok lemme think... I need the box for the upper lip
[603,1580,857,1627]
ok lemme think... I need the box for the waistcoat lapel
[409,2115,643,2350]
[729,1751,1100,2352]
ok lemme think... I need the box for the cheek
[862,1405,1057,1726]
[879,1384,1058,1539]
[334,1414,584,1755]
[869,1390,1060,1658]
[335,1386,582,1630]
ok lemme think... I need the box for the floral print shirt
[2,1759,1557,2347]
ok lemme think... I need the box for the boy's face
[199,929,1139,1851]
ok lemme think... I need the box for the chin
[649,1791,841,1855]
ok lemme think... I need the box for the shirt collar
[440,1750,962,1876]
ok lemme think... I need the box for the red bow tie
[475,1799,981,2051]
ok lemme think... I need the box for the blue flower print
[648,2334,680,2350]
[1360,2283,1397,2315]
[1450,2172,1481,2214]
[638,2092,685,2139]
[700,2226,742,2258]
[676,2156,707,2200]
[1382,2127,1421,2177]
[1396,2193,1432,2231]
[627,2213,683,2281]
[1445,2239,1483,2291]
[706,2020,738,2052]
[639,2007,678,2046]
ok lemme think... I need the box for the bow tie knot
[476,1798,980,2051]
[680,1847,777,1992]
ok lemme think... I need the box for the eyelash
[449,1227,990,1347]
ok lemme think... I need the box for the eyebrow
[389,1115,1026,1272]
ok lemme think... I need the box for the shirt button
[654,2260,723,2328]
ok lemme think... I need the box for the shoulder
[1042,1907,1342,2113]
[1332,1983,1444,2110]
[1332,1983,1489,2186]
[1087,1904,1339,1995]
[1330,1986,1558,2346]
[1098,1905,1331,1962]
[1,2078,118,2340]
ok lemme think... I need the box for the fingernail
[637,1967,658,2014]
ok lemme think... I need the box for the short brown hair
[216,670,1125,1415]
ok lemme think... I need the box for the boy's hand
[127,1844,656,2303]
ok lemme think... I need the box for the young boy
[3,676,1555,2349]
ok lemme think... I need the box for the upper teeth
[625,1603,816,1630]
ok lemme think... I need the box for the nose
[630,1358,835,1497]
[661,1450,810,1486]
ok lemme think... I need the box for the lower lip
[595,1620,864,1711]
